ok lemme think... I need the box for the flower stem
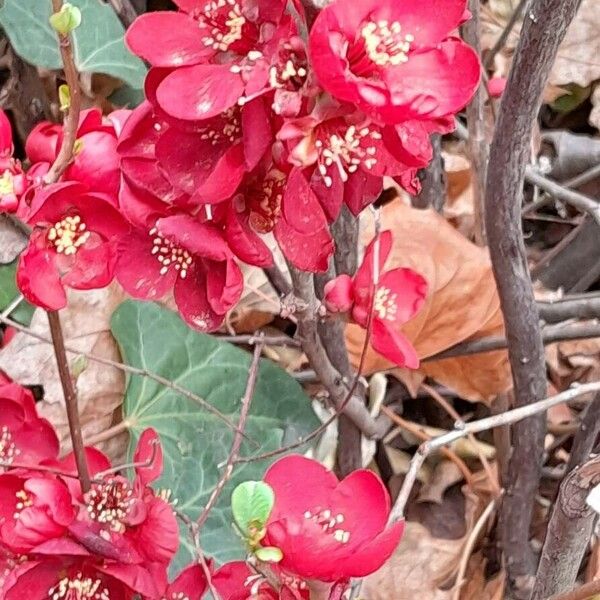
[47,309,91,493]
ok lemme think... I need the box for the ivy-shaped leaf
[0,0,146,89]
[112,301,319,572]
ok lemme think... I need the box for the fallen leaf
[418,460,465,505]
[0,285,126,457]
[347,199,511,403]
[549,0,600,88]
[460,552,505,600]
[0,217,27,264]
[443,150,476,239]
[362,489,482,599]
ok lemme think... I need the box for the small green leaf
[255,546,283,563]
[58,84,71,111]
[49,3,82,35]
[232,481,275,536]
[0,261,34,326]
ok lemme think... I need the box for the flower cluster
[0,381,182,600]
[0,375,402,599]
[4,0,479,342]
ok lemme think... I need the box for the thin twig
[0,313,249,439]
[452,498,500,600]
[538,294,600,323]
[47,310,91,492]
[421,383,500,495]
[390,381,600,523]
[1,294,24,319]
[197,339,263,530]
[217,334,300,347]
[45,0,82,184]
[462,0,488,245]
[425,321,600,361]
[380,405,474,485]
[81,421,129,449]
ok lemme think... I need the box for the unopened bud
[49,3,82,36]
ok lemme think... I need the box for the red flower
[126,0,298,120]
[213,561,309,600]
[280,102,436,218]
[263,454,404,582]
[0,473,75,553]
[16,182,127,311]
[0,381,59,469]
[1,557,159,600]
[324,230,427,368]
[308,0,480,124]
[26,108,126,197]
[116,202,244,331]
[0,157,28,214]
[66,429,179,566]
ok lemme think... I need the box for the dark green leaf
[112,301,319,572]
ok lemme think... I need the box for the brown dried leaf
[0,218,27,264]
[362,490,481,599]
[347,199,511,403]
[548,327,600,390]
[549,0,600,88]
[460,553,505,600]
[0,286,126,457]
[418,460,465,505]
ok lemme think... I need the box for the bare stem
[47,310,90,492]
[483,0,581,590]
[45,0,82,184]
[389,381,600,523]
[547,580,600,600]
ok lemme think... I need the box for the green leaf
[49,3,82,36]
[0,0,146,89]
[231,481,274,536]
[112,301,319,572]
[0,261,34,326]
[255,546,283,563]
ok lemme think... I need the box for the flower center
[374,286,398,321]
[13,489,32,519]
[0,171,14,195]
[360,20,413,67]
[47,215,90,256]
[85,479,134,533]
[201,0,248,52]
[315,124,381,187]
[149,227,193,279]
[247,172,285,233]
[199,107,242,146]
[48,575,109,600]
[268,40,308,92]
[0,426,19,466]
[303,508,351,544]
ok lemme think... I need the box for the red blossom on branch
[16,182,127,311]
[263,454,404,582]
[324,230,427,368]
[308,0,481,125]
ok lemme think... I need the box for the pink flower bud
[323,274,354,313]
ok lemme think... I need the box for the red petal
[323,274,354,313]
[25,122,60,164]
[352,231,393,300]
[265,455,338,522]
[0,108,13,156]
[381,39,481,122]
[156,64,244,121]
[205,258,243,315]
[242,97,273,170]
[378,267,428,324]
[157,215,232,262]
[173,263,225,332]
[191,144,246,204]
[371,319,420,368]
[16,235,66,311]
[225,204,274,267]
[125,12,214,67]
[167,563,208,600]
[283,169,329,234]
